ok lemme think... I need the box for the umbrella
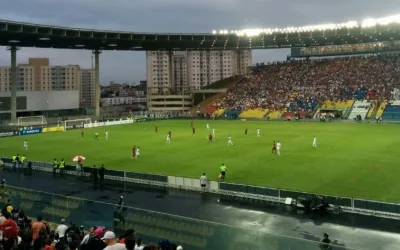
[72,156,86,162]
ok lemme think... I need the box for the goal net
[17,116,47,126]
[64,118,92,131]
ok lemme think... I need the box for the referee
[219,163,227,181]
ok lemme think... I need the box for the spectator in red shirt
[0,211,19,239]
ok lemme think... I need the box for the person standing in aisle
[219,163,227,181]
[52,158,58,176]
[92,165,98,189]
[59,159,65,176]
[99,165,105,189]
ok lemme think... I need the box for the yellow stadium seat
[238,109,268,118]
[267,111,281,119]
[323,100,354,109]
[367,101,377,118]
[376,100,387,117]
[213,109,225,117]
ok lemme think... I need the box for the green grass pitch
[1,120,399,202]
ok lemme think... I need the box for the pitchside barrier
[0,184,355,250]
[1,158,400,221]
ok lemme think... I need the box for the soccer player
[272,141,277,154]
[166,132,171,143]
[206,124,210,130]
[81,129,84,139]
[245,128,248,135]
[276,141,281,155]
[155,124,158,133]
[95,132,99,140]
[212,128,216,138]
[131,145,136,159]
[228,135,233,146]
[208,133,213,143]
[192,127,196,136]
[135,147,140,159]
[23,140,28,152]
[191,120,194,128]
[105,131,109,140]
[257,128,260,137]
[313,136,317,148]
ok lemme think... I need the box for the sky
[0,0,399,85]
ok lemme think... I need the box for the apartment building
[146,50,252,93]
[80,69,96,108]
[0,58,96,108]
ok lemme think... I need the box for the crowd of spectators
[0,202,182,250]
[214,54,400,113]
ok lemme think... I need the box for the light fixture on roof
[75,44,85,47]
[9,40,19,43]
[108,44,117,47]
[39,37,50,41]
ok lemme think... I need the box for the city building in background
[146,50,252,94]
[80,69,96,108]
[0,58,97,118]
[146,50,251,112]
[100,81,146,108]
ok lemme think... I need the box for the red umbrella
[72,156,86,162]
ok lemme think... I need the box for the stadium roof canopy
[0,15,400,51]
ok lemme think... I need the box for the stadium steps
[190,93,224,115]
[348,100,371,120]
[239,109,268,118]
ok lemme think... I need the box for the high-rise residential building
[146,50,252,93]
[0,58,98,109]
[80,69,96,108]
[0,58,81,92]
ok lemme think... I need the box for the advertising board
[43,126,65,133]
[0,131,18,137]
[84,119,133,128]
[19,128,43,136]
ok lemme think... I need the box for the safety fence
[2,158,400,222]
[0,184,354,250]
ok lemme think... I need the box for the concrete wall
[0,90,79,112]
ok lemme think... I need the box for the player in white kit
[135,147,140,159]
[313,136,317,148]
[257,128,260,137]
[206,124,210,130]
[105,131,109,140]
[276,141,281,155]
[23,140,28,151]
[166,133,171,143]
[212,128,216,138]
[228,135,233,146]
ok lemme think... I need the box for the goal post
[17,116,47,126]
[64,118,92,131]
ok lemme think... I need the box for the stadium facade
[1,15,400,121]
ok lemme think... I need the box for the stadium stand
[208,54,399,119]
[382,100,400,119]
[239,109,269,118]
[348,100,372,120]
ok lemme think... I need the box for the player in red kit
[191,120,194,128]
[245,128,248,135]
[208,133,213,143]
[81,129,85,139]
[133,146,137,158]
[272,141,277,154]
[155,124,158,133]
[192,127,196,136]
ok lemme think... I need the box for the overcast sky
[0,0,399,84]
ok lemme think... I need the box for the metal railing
[0,184,354,250]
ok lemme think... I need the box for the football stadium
[1,10,400,250]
